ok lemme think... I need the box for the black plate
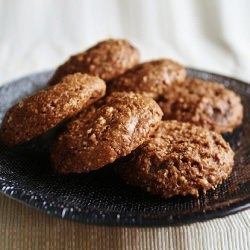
[0,69,249,227]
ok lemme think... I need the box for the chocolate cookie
[118,121,234,199]
[51,92,163,173]
[1,73,106,145]
[48,39,140,85]
[108,59,187,99]
[158,78,243,133]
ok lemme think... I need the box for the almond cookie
[158,78,243,133]
[48,39,140,85]
[108,59,187,99]
[118,121,234,199]
[1,73,106,145]
[51,92,163,173]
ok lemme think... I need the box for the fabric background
[0,0,249,249]
[0,194,249,250]
[1,0,250,85]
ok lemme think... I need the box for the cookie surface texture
[1,73,106,145]
[158,78,243,133]
[109,59,187,99]
[51,92,163,173]
[48,39,140,85]
[118,121,234,198]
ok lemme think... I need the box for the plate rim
[0,183,250,227]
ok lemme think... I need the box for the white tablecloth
[0,1,249,249]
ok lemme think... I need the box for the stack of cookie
[0,39,243,199]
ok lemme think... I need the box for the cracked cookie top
[159,78,243,133]
[118,120,234,198]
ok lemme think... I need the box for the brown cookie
[51,92,163,173]
[158,78,243,133]
[48,39,140,85]
[108,59,187,99]
[1,73,106,145]
[118,121,234,199]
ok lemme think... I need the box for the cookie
[108,59,187,99]
[51,92,163,173]
[158,78,243,133]
[1,73,106,145]
[118,121,234,199]
[48,39,140,85]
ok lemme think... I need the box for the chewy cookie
[48,39,140,85]
[1,73,106,145]
[108,59,187,99]
[51,92,163,173]
[118,121,234,198]
[158,78,243,133]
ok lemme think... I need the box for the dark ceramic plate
[0,69,249,227]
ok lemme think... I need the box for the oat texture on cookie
[51,92,163,173]
[118,121,234,198]
[158,78,243,133]
[1,73,106,145]
[109,59,187,99]
[48,39,140,85]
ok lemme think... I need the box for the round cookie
[48,39,140,85]
[108,59,187,99]
[1,73,106,145]
[118,121,234,199]
[158,78,243,133]
[51,92,163,173]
